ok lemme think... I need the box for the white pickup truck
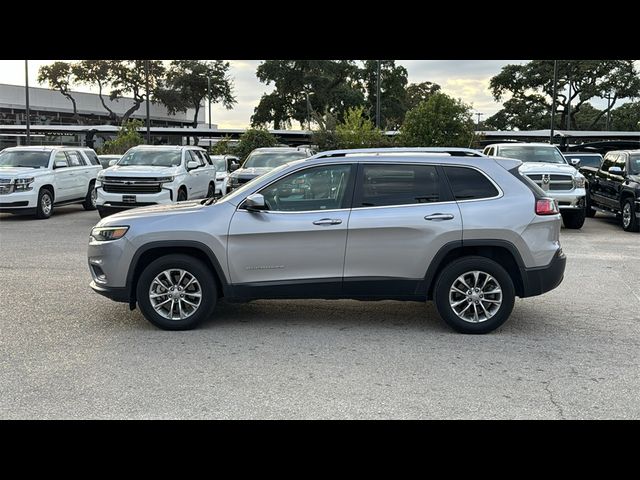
[95,145,218,218]
[0,146,102,219]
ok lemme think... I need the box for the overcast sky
[0,59,549,128]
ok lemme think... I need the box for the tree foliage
[37,61,80,122]
[489,60,640,130]
[234,128,278,161]
[72,60,118,122]
[398,93,474,147]
[156,60,236,128]
[405,81,441,111]
[611,102,640,131]
[98,120,145,155]
[209,136,235,155]
[334,106,389,149]
[252,60,365,129]
[359,60,408,130]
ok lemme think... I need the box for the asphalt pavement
[0,206,638,419]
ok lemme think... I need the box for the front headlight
[97,171,105,181]
[156,176,175,183]
[14,177,35,191]
[90,226,129,242]
[574,175,586,188]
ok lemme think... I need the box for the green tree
[334,106,388,149]
[574,103,606,130]
[490,60,640,130]
[398,93,474,147]
[252,60,364,129]
[359,60,409,130]
[485,95,550,130]
[210,136,235,155]
[611,102,640,130]
[234,129,278,161]
[98,120,145,155]
[107,60,166,125]
[405,81,441,110]
[37,61,80,122]
[156,60,236,128]
[72,60,118,123]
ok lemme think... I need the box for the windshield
[630,154,640,175]
[243,151,309,169]
[118,149,182,167]
[500,146,567,164]
[0,150,50,169]
[565,154,602,168]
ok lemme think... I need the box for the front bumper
[0,190,38,212]
[90,281,129,303]
[96,187,174,210]
[548,188,586,210]
[520,249,566,298]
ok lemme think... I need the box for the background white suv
[209,154,240,197]
[96,145,218,218]
[0,146,101,219]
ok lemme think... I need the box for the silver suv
[88,148,566,334]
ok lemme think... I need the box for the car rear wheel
[434,256,515,334]
[136,254,217,330]
[207,183,215,198]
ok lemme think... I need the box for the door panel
[52,152,74,201]
[344,163,462,280]
[65,151,88,198]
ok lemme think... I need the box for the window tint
[83,150,101,166]
[54,151,68,168]
[67,151,83,167]
[443,166,499,200]
[601,154,616,172]
[565,154,602,168]
[358,164,441,207]
[259,164,352,212]
[201,151,213,165]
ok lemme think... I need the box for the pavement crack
[543,379,566,420]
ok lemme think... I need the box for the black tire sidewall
[177,188,187,202]
[83,181,97,210]
[207,183,215,198]
[136,254,217,330]
[562,208,585,229]
[36,188,53,219]
[622,199,639,232]
[434,256,515,334]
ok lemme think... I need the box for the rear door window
[355,164,442,207]
[66,151,83,167]
[443,166,499,200]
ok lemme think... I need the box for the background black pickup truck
[581,150,640,232]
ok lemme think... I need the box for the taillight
[536,198,559,215]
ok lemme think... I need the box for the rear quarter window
[443,166,499,200]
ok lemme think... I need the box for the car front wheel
[136,254,217,330]
[621,198,639,232]
[434,256,515,334]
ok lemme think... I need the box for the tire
[83,181,97,210]
[207,183,215,198]
[621,198,639,232]
[561,208,586,229]
[35,188,54,219]
[433,256,515,334]
[136,254,217,330]
[177,188,187,202]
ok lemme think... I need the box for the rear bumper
[520,249,566,298]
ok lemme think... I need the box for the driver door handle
[424,213,454,221]
[313,218,342,225]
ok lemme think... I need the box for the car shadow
[0,205,97,222]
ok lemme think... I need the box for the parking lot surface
[1,207,639,419]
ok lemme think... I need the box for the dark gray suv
[88,148,566,334]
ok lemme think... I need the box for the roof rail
[312,147,485,158]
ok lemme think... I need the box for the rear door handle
[313,218,342,225]
[424,213,454,221]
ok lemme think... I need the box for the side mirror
[187,160,199,170]
[244,193,266,211]
[570,158,581,167]
[108,159,118,166]
[230,163,240,172]
[608,166,623,175]
[54,160,67,169]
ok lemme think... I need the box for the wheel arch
[126,240,229,307]
[424,240,526,299]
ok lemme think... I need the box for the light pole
[375,60,381,129]
[550,60,558,143]
[207,75,212,130]
[25,60,31,146]
[605,92,612,130]
[475,112,484,129]
[305,90,312,131]
[144,60,151,144]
